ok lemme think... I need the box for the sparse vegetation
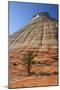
[23,51,34,75]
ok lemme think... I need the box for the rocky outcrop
[9,12,58,88]
[9,12,58,49]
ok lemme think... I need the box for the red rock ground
[9,48,58,88]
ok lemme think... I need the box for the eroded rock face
[9,12,58,49]
[9,12,58,88]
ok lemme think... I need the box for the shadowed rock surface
[9,12,58,88]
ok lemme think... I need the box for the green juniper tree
[23,51,34,75]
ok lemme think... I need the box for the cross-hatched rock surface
[9,12,58,49]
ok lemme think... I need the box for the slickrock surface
[9,12,58,88]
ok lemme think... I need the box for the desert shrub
[23,51,34,75]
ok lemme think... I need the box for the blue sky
[8,2,58,34]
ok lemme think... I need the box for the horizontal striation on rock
[9,12,58,49]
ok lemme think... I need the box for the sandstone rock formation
[9,12,58,88]
[9,12,58,49]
